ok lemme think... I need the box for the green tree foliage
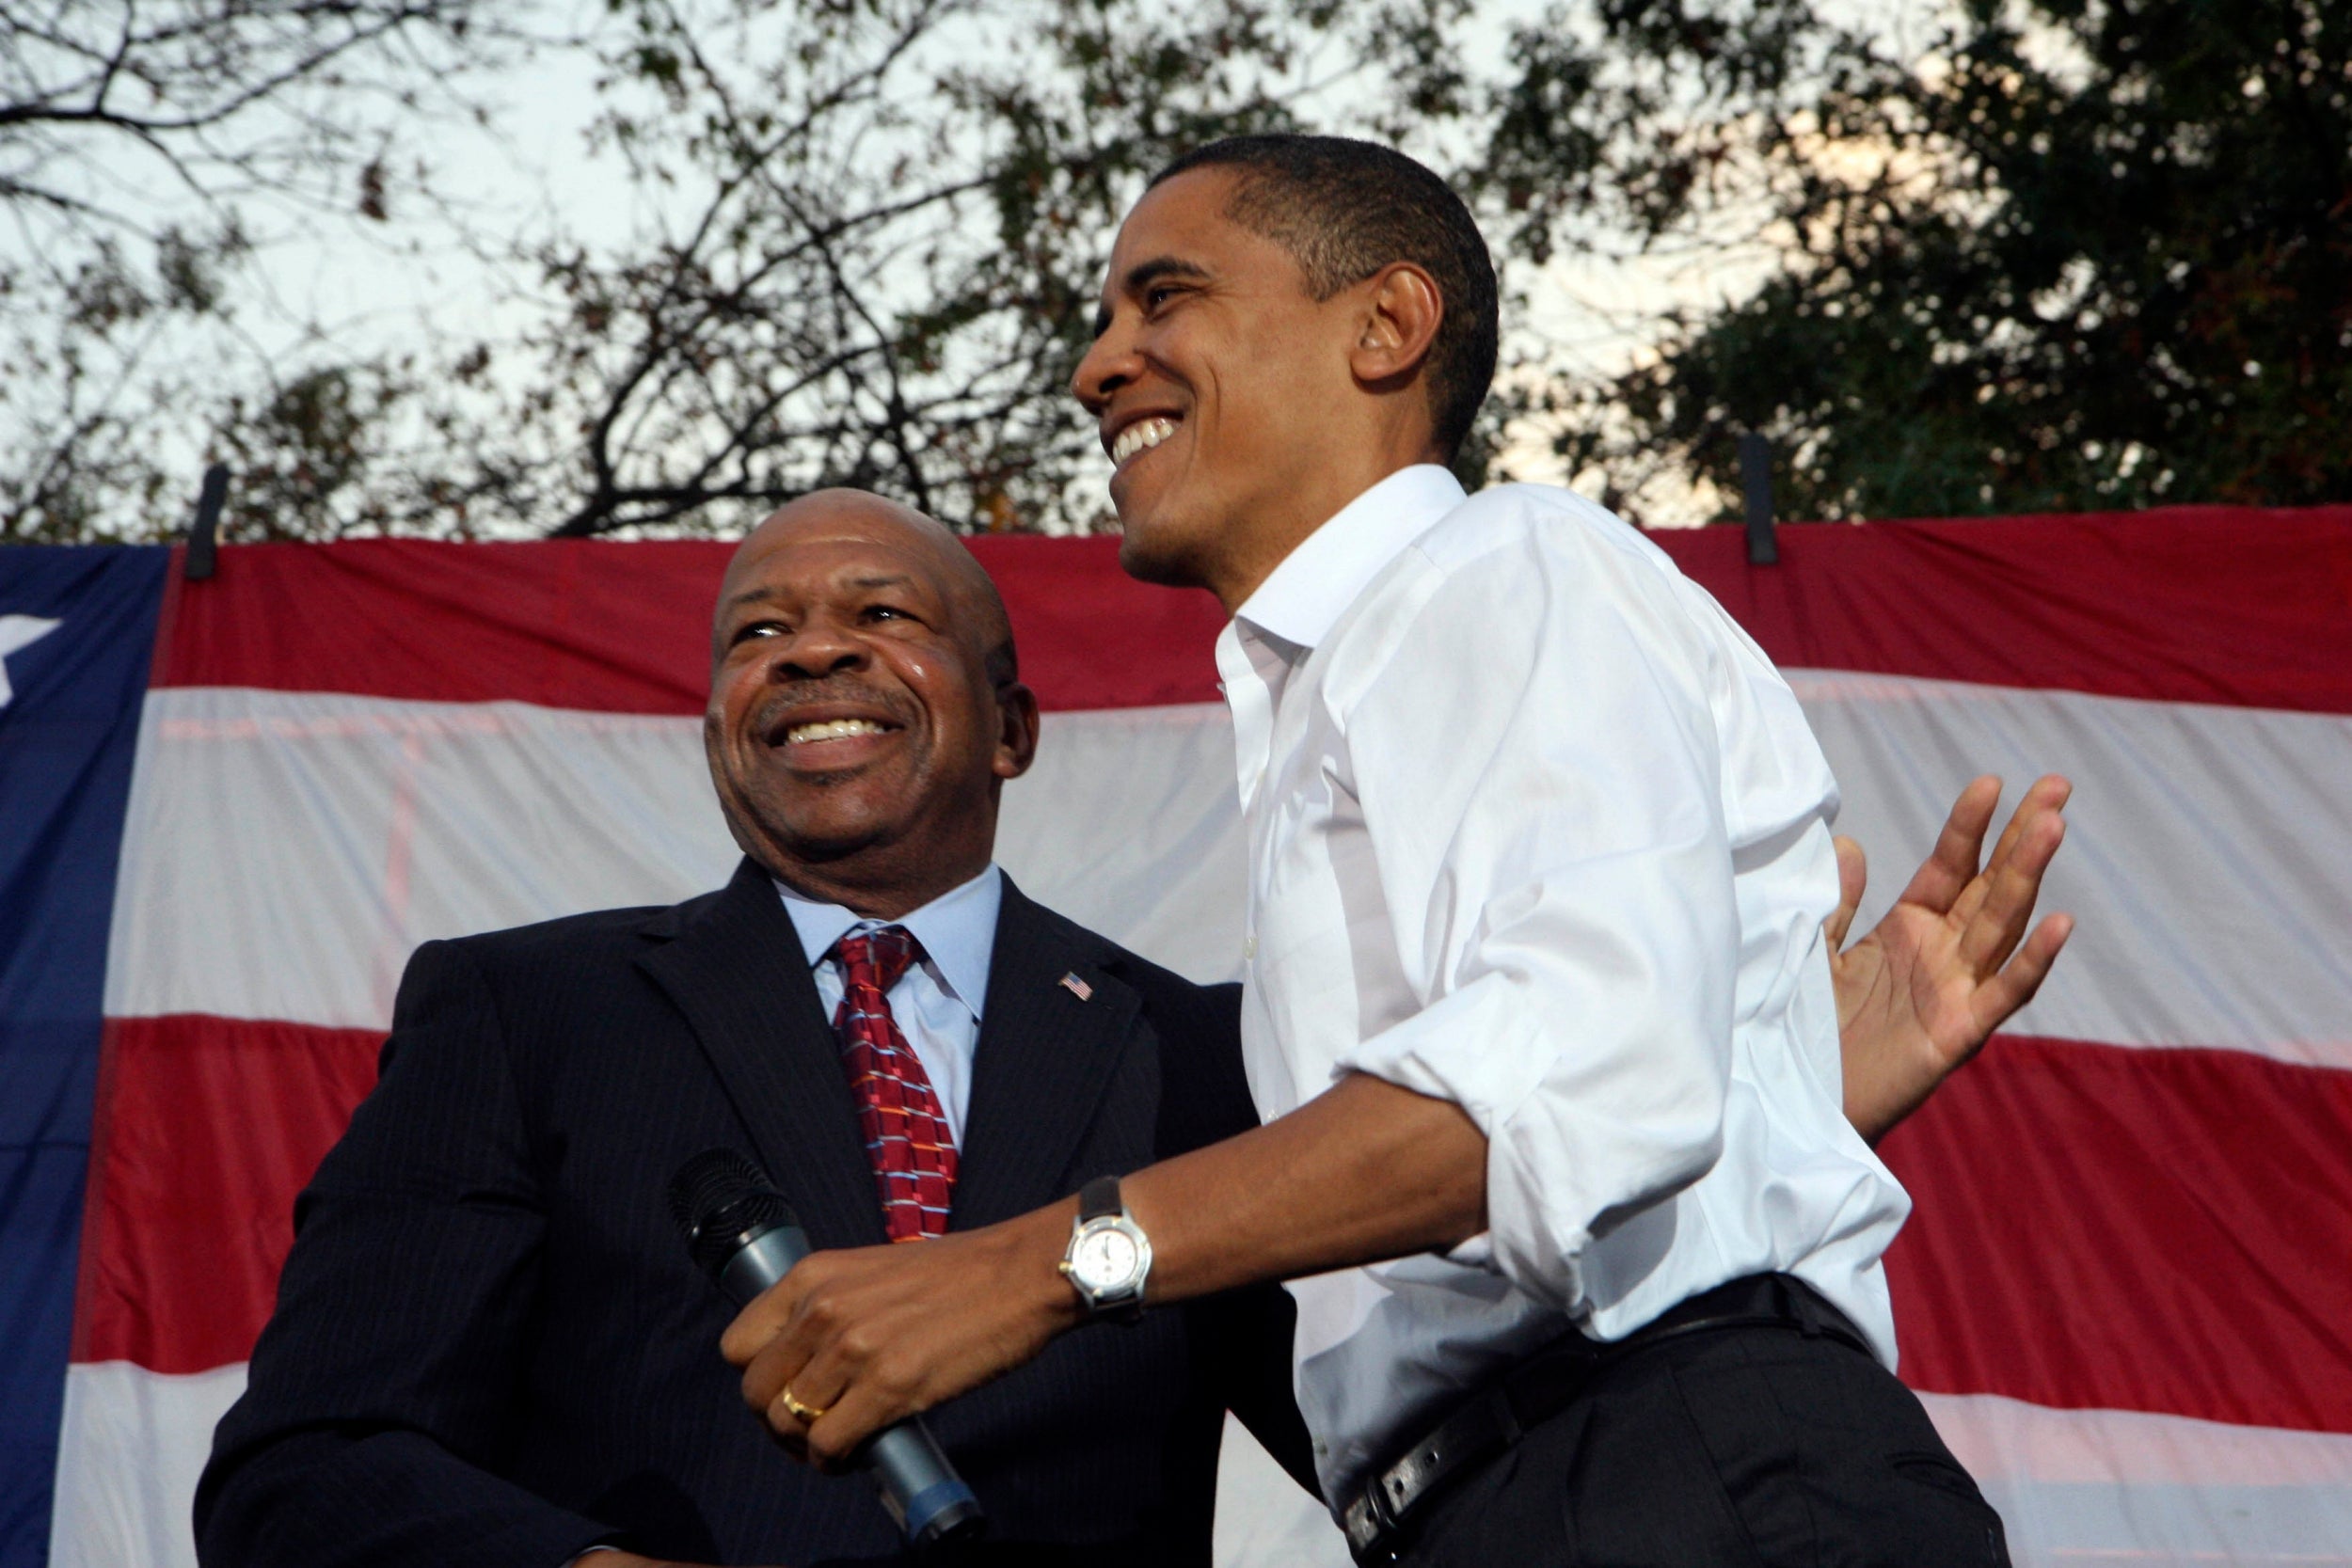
[4,0,2344,539]
[1544,0,2352,521]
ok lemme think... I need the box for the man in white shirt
[720,137,2072,1566]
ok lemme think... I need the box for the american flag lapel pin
[1058,971,1093,1002]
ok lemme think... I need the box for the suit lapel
[952,879,1141,1230]
[636,858,890,1250]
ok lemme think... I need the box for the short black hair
[1148,134,1499,459]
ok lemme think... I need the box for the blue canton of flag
[0,548,168,1568]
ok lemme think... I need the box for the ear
[1346,261,1445,390]
[993,680,1041,781]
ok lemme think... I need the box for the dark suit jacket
[196,861,1311,1568]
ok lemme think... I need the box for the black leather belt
[1339,1273,1873,1565]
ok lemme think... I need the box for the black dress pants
[1394,1324,2010,1567]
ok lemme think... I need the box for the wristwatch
[1060,1175,1152,1323]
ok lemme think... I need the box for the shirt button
[1243,934,1257,960]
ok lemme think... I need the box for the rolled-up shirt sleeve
[1333,529,1740,1315]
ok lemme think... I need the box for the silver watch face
[1071,1222,1143,1292]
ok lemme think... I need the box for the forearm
[1121,1070,1487,1304]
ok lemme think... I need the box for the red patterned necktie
[832,927,958,1242]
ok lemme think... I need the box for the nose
[769,614,867,681]
[1072,319,1140,415]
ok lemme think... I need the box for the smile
[1111,417,1180,467]
[786,719,893,744]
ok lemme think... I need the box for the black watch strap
[1078,1174,1123,1222]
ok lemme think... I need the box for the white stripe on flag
[106,689,736,1027]
[106,689,1251,1026]
[111,681,2352,1068]
[994,703,1247,985]
[48,1361,244,1568]
[1791,671,2352,1065]
[1925,1392,2352,1565]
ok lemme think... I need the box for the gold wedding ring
[778,1386,829,1424]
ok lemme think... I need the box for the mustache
[751,677,917,741]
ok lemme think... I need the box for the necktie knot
[835,925,920,995]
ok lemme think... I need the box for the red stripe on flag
[74,1012,2352,1439]
[1655,506,2352,715]
[73,1015,380,1373]
[1883,1033,2352,1434]
[154,536,1228,713]
[151,508,2352,716]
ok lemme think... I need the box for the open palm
[1831,775,2075,1144]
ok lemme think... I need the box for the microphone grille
[667,1148,799,1280]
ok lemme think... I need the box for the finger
[801,1369,919,1471]
[721,1275,807,1368]
[740,1270,850,1426]
[771,1315,871,1427]
[1968,911,2074,1034]
[1959,811,2066,974]
[763,1357,853,1453]
[2021,771,2074,818]
[1897,775,2002,911]
[1946,877,1992,941]
[752,1400,824,1465]
[740,1329,818,1432]
[1825,835,1867,952]
[1947,777,2064,938]
[1980,773,2074,880]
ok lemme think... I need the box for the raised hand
[1831,775,2075,1144]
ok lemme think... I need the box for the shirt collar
[1232,465,1467,653]
[773,863,1003,1020]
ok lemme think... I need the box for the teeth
[1111,417,1179,467]
[787,719,887,744]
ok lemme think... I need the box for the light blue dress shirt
[773,864,1003,1145]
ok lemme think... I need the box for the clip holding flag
[1058,972,1093,1002]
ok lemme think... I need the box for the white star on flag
[0,614,62,712]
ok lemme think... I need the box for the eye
[1144,282,1187,313]
[729,620,785,647]
[862,603,914,624]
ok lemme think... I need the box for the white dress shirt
[1217,466,1911,1505]
[773,864,1003,1144]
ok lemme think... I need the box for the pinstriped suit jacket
[197,859,1311,1567]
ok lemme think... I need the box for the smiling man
[199,468,2066,1567]
[196,491,1320,1568]
[721,136,2073,1568]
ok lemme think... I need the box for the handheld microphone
[667,1148,985,1548]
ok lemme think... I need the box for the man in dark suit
[196,489,1312,1567]
[196,489,2065,1567]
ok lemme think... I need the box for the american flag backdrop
[2,507,2348,1568]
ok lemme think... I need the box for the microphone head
[668,1148,800,1281]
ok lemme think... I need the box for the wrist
[1057,1175,1154,1322]
[1009,1200,1089,1332]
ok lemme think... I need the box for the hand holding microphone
[668,1149,985,1547]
